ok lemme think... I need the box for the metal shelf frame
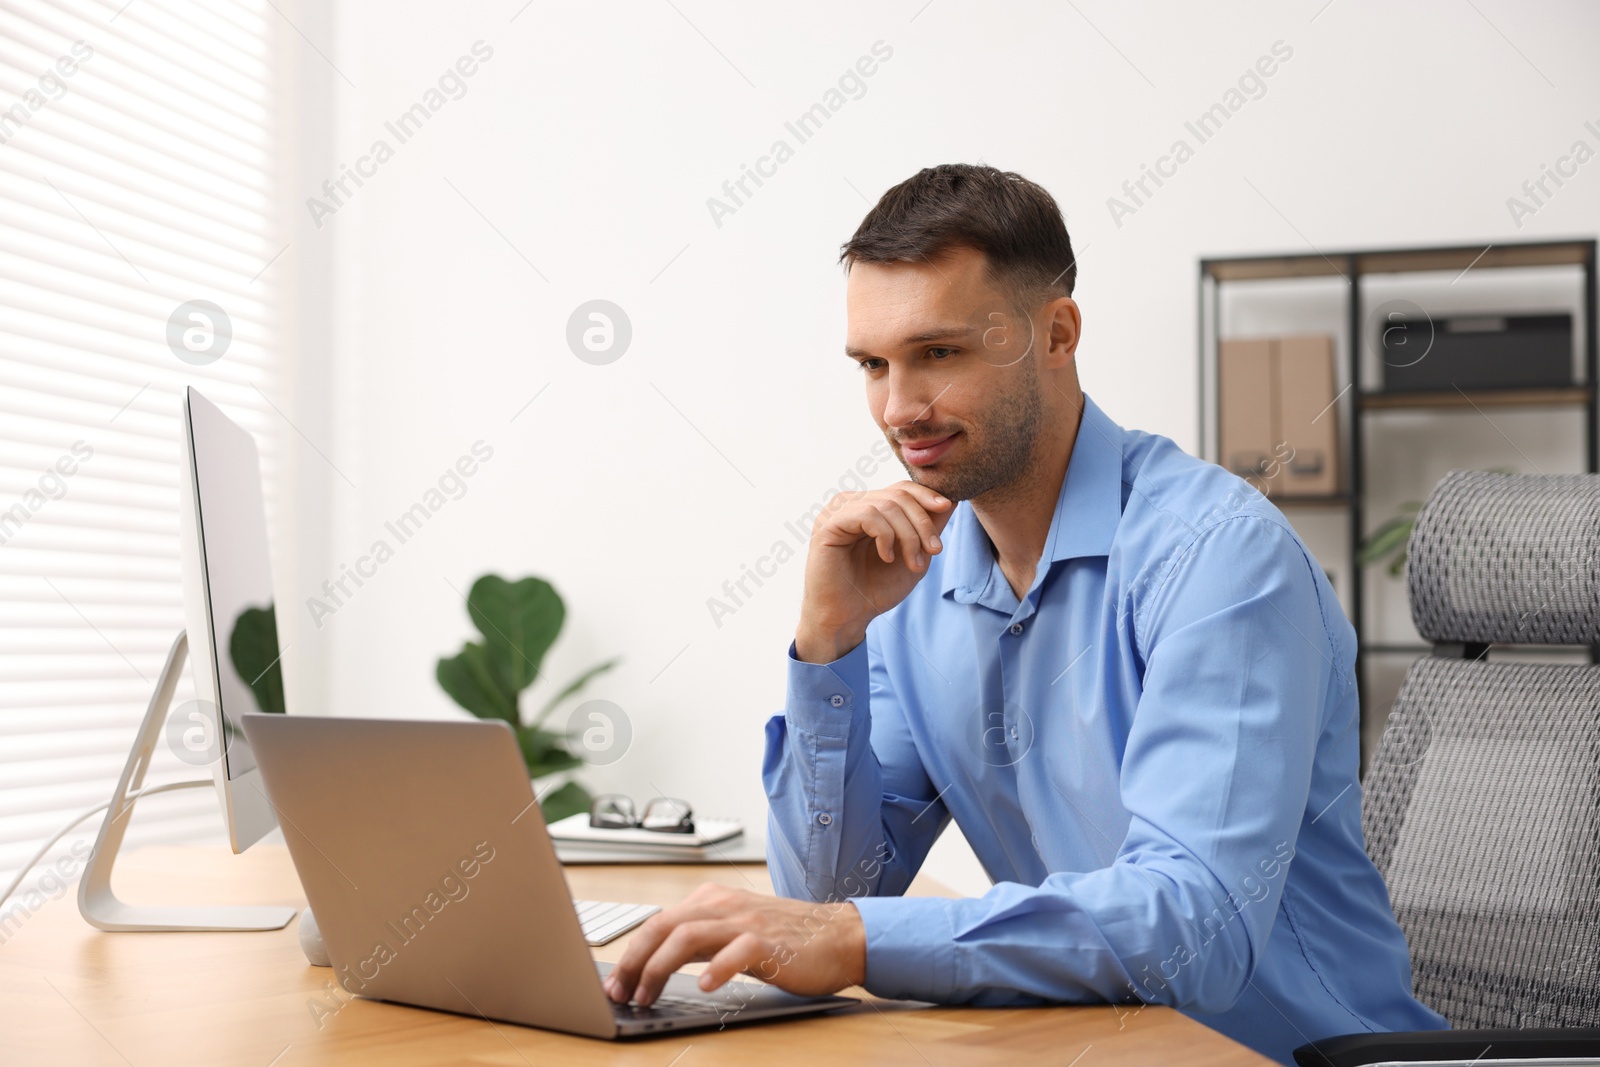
[1197,238,1599,763]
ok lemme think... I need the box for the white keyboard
[575,899,660,946]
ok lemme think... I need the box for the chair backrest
[1363,470,1600,1029]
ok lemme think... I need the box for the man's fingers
[872,501,926,571]
[606,911,672,1002]
[857,507,899,564]
[897,481,951,517]
[885,489,945,556]
[607,902,717,1002]
[633,920,741,1007]
[606,886,756,1004]
[700,931,771,992]
[815,486,952,562]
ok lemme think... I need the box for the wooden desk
[0,845,1272,1066]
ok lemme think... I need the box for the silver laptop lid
[240,714,618,1039]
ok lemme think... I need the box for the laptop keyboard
[612,994,716,1020]
[575,899,659,946]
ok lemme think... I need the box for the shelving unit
[1358,386,1592,410]
[1197,238,1598,765]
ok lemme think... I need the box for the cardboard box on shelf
[1218,334,1340,498]
[1219,338,1275,490]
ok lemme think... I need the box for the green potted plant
[435,574,618,822]
[1357,501,1423,577]
[1359,468,1514,576]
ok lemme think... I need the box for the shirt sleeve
[763,620,948,904]
[850,516,1335,1014]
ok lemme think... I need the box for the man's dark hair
[839,163,1077,308]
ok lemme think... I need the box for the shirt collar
[940,393,1125,603]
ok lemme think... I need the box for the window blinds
[0,0,284,924]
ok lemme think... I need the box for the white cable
[0,779,212,913]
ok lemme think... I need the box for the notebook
[545,812,744,849]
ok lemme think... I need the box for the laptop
[239,713,856,1038]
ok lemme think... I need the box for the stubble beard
[893,359,1045,504]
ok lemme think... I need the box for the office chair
[1294,470,1600,1067]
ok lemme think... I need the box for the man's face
[845,246,1044,502]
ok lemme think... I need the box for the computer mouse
[298,907,331,967]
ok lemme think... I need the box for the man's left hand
[603,883,866,1007]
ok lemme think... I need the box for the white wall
[278,0,1600,896]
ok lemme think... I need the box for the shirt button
[829,694,845,708]
[816,812,833,826]
[1009,622,1024,635]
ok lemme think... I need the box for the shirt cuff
[852,895,959,1002]
[783,638,869,739]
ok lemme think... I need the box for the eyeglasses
[589,794,695,834]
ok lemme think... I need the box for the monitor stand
[77,630,297,932]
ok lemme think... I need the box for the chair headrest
[1409,470,1600,646]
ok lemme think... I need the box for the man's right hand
[793,481,955,664]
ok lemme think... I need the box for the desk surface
[0,845,1271,1066]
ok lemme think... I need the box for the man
[605,164,1446,1063]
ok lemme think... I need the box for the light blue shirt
[763,395,1446,1064]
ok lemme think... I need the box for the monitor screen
[185,389,285,779]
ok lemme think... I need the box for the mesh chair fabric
[1364,654,1600,1028]
[1408,470,1600,646]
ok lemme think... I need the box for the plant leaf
[1357,518,1414,565]
[466,575,564,695]
[517,725,584,776]
[228,603,285,715]
[530,657,621,727]
[436,641,517,722]
[538,780,592,824]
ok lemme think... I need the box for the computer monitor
[177,386,286,850]
[77,387,295,931]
